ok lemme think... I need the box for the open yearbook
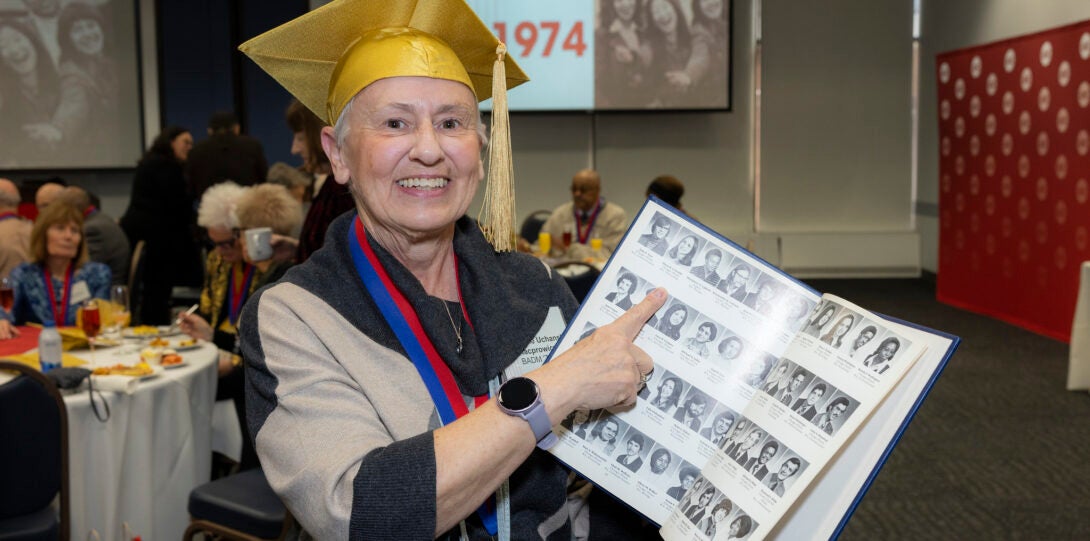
[545,197,960,541]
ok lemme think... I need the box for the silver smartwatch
[497,377,557,450]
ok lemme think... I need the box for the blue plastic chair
[0,361,69,540]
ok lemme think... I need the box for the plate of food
[91,361,162,379]
[160,351,186,369]
[123,325,161,339]
[147,336,201,351]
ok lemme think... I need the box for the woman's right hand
[178,313,213,342]
[0,319,19,340]
[532,288,668,422]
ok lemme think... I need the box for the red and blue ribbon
[348,217,495,534]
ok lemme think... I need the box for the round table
[63,341,218,540]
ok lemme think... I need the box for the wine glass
[81,299,101,356]
[0,276,13,317]
[109,285,131,336]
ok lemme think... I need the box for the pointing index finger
[613,287,668,340]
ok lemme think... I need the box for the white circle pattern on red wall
[938,23,1090,340]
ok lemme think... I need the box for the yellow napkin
[4,351,88,370]
[57,327,90,351]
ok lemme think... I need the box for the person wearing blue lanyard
[0,202,111,338]
[237,1,665,539]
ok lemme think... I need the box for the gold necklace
[442,300,463,354]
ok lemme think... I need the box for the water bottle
[39,324,62,372]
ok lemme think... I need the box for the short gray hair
[266,162,311,190]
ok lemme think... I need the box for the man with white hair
[0,178,31,279]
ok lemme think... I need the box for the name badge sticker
[70,281,92,305]
[505,306,567,380]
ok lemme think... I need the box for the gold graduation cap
[239,0,529,251]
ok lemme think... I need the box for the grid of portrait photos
[757,358,860,437]
[633,211,817,335]
[802,298,915,377]
[560,407,702,501]
[675,477,759,540]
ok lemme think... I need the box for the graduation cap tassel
[480,43,517,252]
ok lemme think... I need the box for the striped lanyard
[572,200,602,244]
[347,217,501,535]
[40,263,73,326]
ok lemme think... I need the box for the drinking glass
[561,226,573,251]
[81,299,101,354]
[0,276,13,316]
[109,285,131,335]
[537,232,552,257]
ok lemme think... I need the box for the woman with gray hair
[179,181,271,471]
[235,183,303,290]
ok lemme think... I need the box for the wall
[918,0,1090,272]
[23,1,1087,278]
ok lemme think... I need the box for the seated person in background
[35,181,65,211]
[178,182,270,471]
[0,202,111,338]
[235,0,664,537]
[533,169,628,260]
[0,178,32,279]
[646,174,688,215]
[55,186,130,285]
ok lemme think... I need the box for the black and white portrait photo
[594,0,731,110]
[0,0,141,168]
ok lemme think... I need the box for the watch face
[500,377,538,411]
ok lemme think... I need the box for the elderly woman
[180,182,302,470]
[236,1,664,538]
[0,203,110,338]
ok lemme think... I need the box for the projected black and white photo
[595,0,730,110]
[0,0,142,169]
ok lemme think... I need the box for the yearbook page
[545,199,955,541]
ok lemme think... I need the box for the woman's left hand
[0,320,20,340]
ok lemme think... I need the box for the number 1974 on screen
[492,21,587,58]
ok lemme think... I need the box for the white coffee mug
[244,227,273,262]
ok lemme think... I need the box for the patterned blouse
[5,261,111,326]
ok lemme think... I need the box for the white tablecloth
[64,342,218,540]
